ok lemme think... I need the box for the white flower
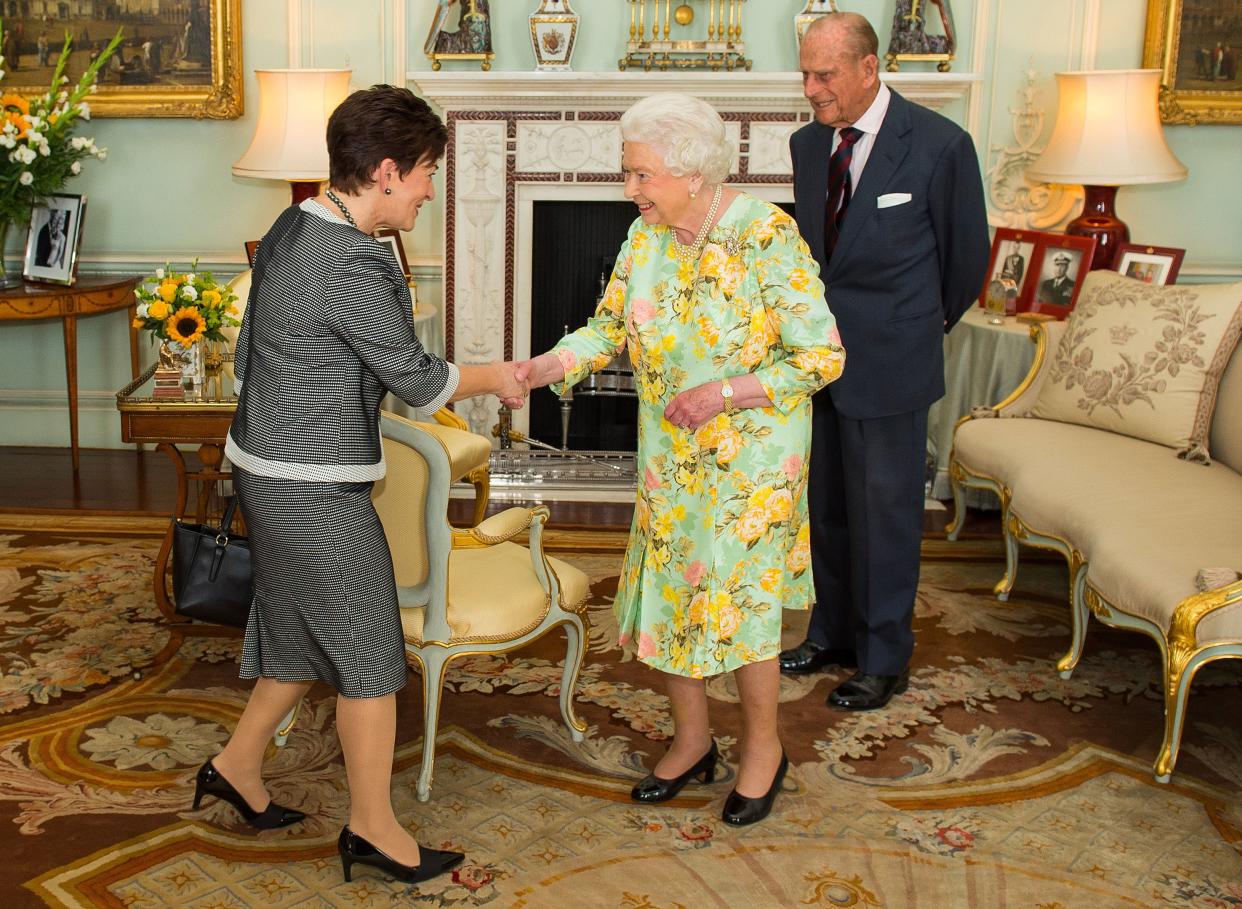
[39,144,50,157]
[0,70,6,81]
[137,302,150,318]
[0,135,13,150]
[90,83,97,93]
[180,284,198,301]
[80,713,229,771]
[11,145,36,164]
[96,149,106,160]
[155,267,165,279]
[27,116,41,129]
[70,161,81,174]
[184,273,196,285]
[71,136,87,150]
[57,91,68,103]
[18,171,32,186]
[79,102,90,120]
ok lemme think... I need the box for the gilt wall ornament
[984,68,1080,231]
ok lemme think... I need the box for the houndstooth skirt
[233,466,408,699]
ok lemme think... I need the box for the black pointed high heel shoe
[630,740,720,803]
[721,751,788,827]
[338,826,465,884]
[192,760,305,830]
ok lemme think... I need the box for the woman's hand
[497,362,528,409]
[513,352,566,391]
[664,381,725,431]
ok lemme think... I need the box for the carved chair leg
[1057,562,1091,679]
[273,699,302,748]
[995,507,1019,602]
[1154,650,1199,784]
[415,649,452,802]
[558,614,588,742]
[945,463,966,541]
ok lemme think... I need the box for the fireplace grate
[487,448,638,488]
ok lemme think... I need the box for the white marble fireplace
[412,71,974,438]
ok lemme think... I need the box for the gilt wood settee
[946,273,1242,782]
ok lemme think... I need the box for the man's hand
[664,380,724,431]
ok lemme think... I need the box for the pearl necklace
[324,188,358,228]
[670,184,722,262]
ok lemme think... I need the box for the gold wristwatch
[720,377,735,414]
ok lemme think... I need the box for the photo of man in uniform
[1036,250,1080,308]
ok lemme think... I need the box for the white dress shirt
[829,82,892,208]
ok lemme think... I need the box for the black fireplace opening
[528,201,640,452]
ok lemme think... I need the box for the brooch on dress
[721,237,742,258]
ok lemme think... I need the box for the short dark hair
[326,85,447,194]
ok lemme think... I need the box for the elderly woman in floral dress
[517,93,844,826]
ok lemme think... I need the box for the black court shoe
[192,760,305,830]
[631,740,720,803]
[721,752,788,827]
[338,826,465,884]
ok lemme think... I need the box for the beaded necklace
[669,183,722,262]
[324,188,358,229]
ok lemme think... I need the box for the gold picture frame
[5,0,242,119]
[1143,0,1242,125]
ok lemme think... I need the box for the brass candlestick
[619,0,751,71]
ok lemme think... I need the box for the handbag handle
[216,496,241,542]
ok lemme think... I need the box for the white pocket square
[877,192,912,209]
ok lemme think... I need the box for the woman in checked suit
[193,85,525,885]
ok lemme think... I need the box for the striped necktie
[824,126,863,263]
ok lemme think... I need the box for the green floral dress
[551,195,845,678]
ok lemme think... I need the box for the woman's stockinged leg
[336,691,422,867]
[652,671,714,778]
[212,677,313,811]
[732,658,784,797]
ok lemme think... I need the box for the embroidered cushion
[1029,271,1242,462]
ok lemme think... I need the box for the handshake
[490,352,566,410]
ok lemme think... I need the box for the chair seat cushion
[955,416,1242,637]
[401,542,591,644]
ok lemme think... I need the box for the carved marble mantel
[411,70,977,435]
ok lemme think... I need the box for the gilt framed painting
[2,0,242,118]
[1144,0,1242,124]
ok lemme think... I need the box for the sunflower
[166,307,207,345]
[1,93,30,115]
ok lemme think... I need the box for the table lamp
[232,69,351,205]
[1026,69,1187,271]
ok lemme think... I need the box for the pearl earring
[690,190,697,199]
[384,187,392,195]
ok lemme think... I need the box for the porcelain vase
[529,0,578,71]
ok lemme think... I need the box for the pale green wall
[2,0,1238,450]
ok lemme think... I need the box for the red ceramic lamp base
[1066,184,1129,271]
[289,180,321,206]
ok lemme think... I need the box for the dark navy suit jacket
[790,90,990,420]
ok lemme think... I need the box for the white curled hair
[620,93,733,185]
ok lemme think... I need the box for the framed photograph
[243,240,261,269]
[4,0,242,119]
[978,228,1038,317]
[22,193,87,286]
[1112,243,1186,285]
[1144,1,1242,125]
[1025,233,1097,318]
[374,229,412,279]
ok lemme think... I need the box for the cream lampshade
[232,69,352,205]
[1026,69,1187,271]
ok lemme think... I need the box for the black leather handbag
[171,496,253,628]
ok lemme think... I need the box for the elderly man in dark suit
[780,12,990,709]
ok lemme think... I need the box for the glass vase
[0,220,23,289]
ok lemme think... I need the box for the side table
[928,309,1039,508]
[0,276,140,472]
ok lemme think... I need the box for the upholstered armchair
[372,410,592,801]
[224,270,492,525]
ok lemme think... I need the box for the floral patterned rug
[1,513,1240,908]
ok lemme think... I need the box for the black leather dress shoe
[778,640,856,675]
[630,741,719,803]
[827,669,909,711]
[721,752,788,827]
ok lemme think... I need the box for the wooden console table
[0,276,141,472]
[117,364,237,625]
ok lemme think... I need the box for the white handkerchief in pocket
[877,192,912,209]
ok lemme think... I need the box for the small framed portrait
[23,193,87,286]
[373,228,412,279]
[1025,233,1097,318]
[978,228,1037,317]
[1112,243,1185,286]
[243,240,261,268]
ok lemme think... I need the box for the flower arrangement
[0,22,122,231]
[133,263,241,348]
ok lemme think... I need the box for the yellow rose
[788,267,812,293]
[694,415,723,449]
[717,602,743,639]
[740,333,767,368]
[601,279,625,315]
[201,289,222,307]
[736,508,767,543]
[765,488,793,524]
[716,428,743,464]
[147,300,170,320]
[719,257,746,296]
[158,282,178,303]
[688,591,710,625]
[747,486,774,511]
[786,538,810,574]
[698,244,725,280]
[131,317,144,329]
[759,568,782,593]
